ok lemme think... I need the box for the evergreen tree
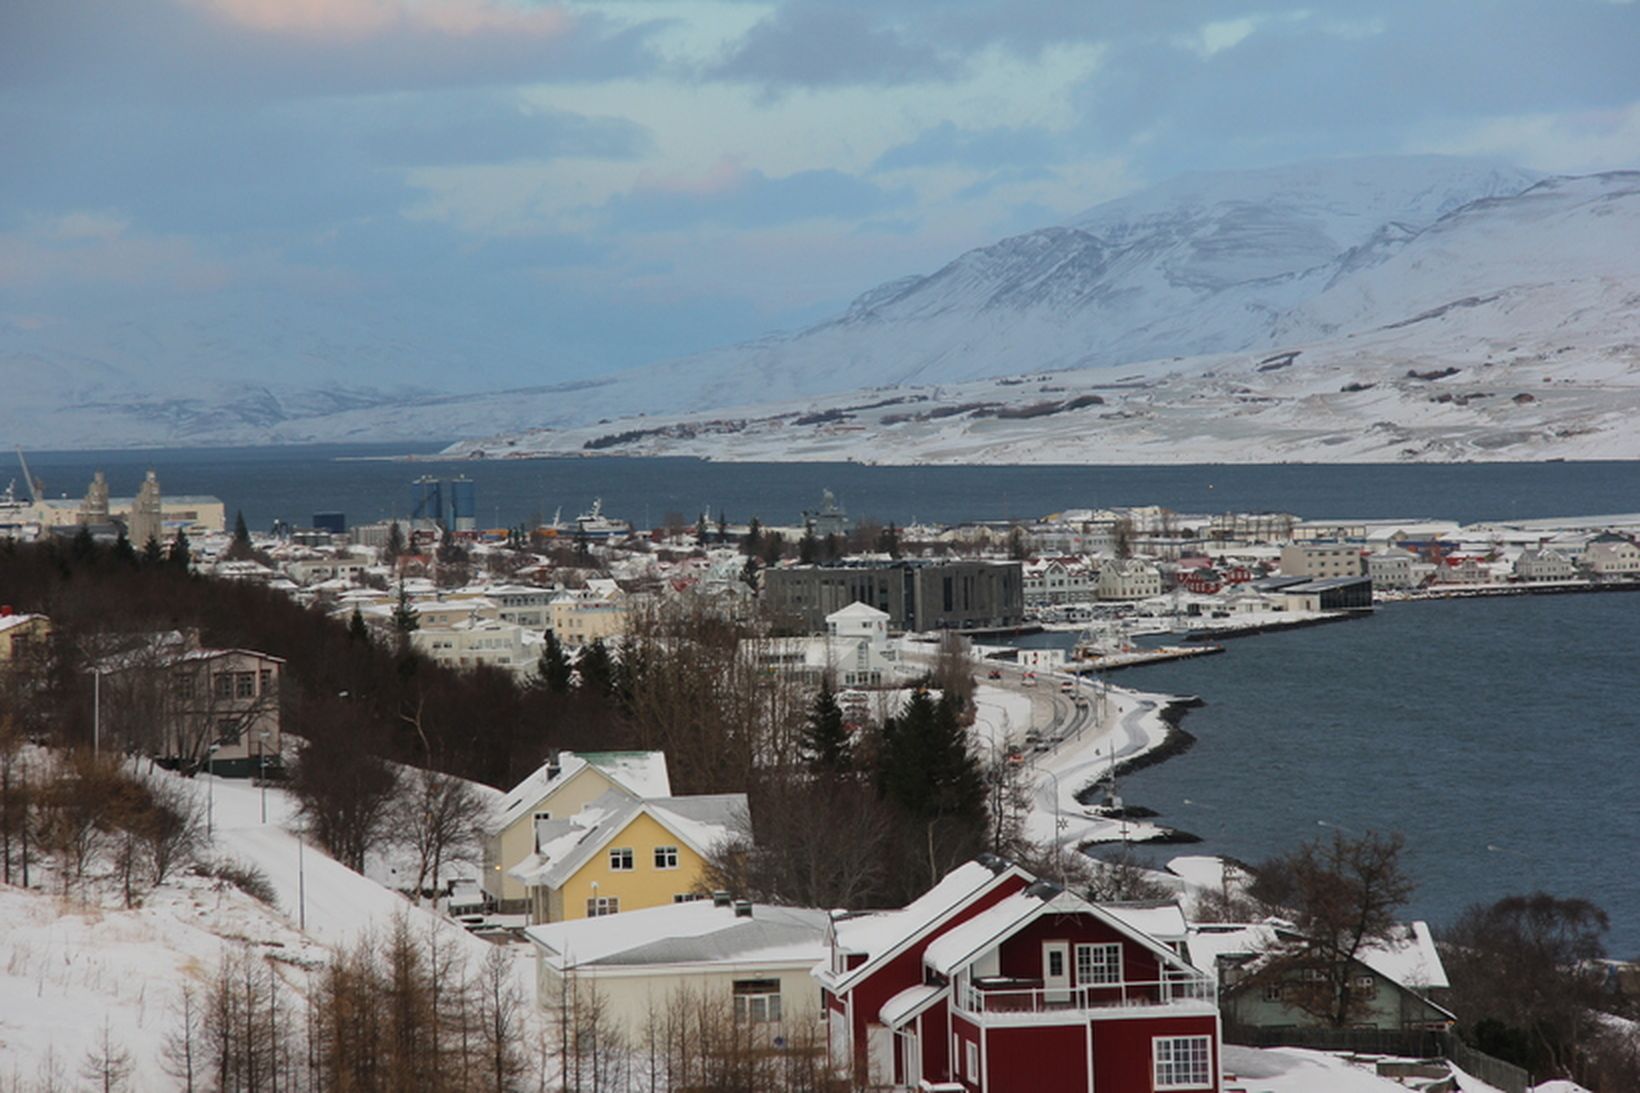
[70,526,97,563]
[576,638,616,697]
[741,517,762,556]
[695,512,709,546]
[233,510,250,547]
[799,527,820,564]
[1008,526,1028,561]
[877,690,984,822]
[385,520,405,561]
[740,556,761,595]
[876,522,901,559]
[348,607,371,645]
[391,581,419,633]
[759,530,785,566]
[537,631,572,694]
[168,529,192,571]
[803,687,851,773]
[716,511,728,544]
[141,536,164,566]
[823,532,843,561]
[112,529,137,566]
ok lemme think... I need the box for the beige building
[1096,558,1163,601]
[527,900,828,1036]
[1279,541,1365,579]
[21,472,225,538]
[549,582,630,646]
[1582,535,1640,576]
[0,609,50,664]
[410,617,531,679]
[482,751,671,911]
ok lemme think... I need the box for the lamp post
[1039,766,1066,885]
[205,742,221,839]
[92,667,101,755]
[258,730,270,824]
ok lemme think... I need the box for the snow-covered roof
[495,750,671,827]
[1103,901,1189,944]
[1186,919,1449,993]
[511,789,744,890]
[831,860,1012,960]
[527,901,827,973]
[879,984,944,1030]
[827,601,888,622]
[0,613,48,636]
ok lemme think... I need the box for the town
[2,464,1638,1092]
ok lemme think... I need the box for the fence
[1223,1025,1530,1093]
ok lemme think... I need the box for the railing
[958,977,1215,1015]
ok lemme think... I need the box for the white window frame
[732,979,782,1023]
[1075,942,1123,986]
[965,1040,979,1081]
[586,896,619,917]
[654,845,679,870]
[608,847,634,871]
[1153,1035,1213,1090]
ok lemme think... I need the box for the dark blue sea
[15,446,1640,951]
[15,444,1640,532]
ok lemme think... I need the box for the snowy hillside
[451,171,1640,464]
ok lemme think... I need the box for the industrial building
[762,559,1024,633]
[410,475,477,532]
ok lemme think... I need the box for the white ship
[574,498,632,539]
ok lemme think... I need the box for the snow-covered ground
[0,762,536,1089]
[1222,1046,1511,1093]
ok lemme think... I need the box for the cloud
[354,95,652,166]
[603,161,912,230]
[710,3,958,88]
[874,122,1063,170]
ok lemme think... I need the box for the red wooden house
[815,858,1221,1092]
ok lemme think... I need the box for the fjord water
[1116,592,1640,957]
[18,445,1640,530]
[19,447,1640,949]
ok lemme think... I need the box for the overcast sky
[6,0,1640,391]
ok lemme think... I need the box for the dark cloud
[602,167,912,231]
[710,2,958,87]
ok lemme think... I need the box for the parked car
[987,668,1003,680]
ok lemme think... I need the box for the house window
[586,896,619,917]
[216,719,242,745]
[673,893,704,903]
[965,1041,979,1081]
[1262,983,1283,1003]
[258,668,273,692]
[609,848,634,871]
[654,846,679,870]
[235,672,256,699]
[1076,942,1123,985]
[534,811,552,823]
[1153,1035,1212,1089]
[214,674,234,700]
[175,675,196,701]
[732,979,782,1023]
[1352,974,1377,998]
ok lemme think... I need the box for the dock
[1071,644,1224,673]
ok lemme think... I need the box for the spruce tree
[803,687,851,773]
[385,520,405,561]
[112,529,136,566]
[168,529,192,571]
[877,690,984,822]
[348,607,371,645]
[741,517,762,556]
[141,536,164,566]
[233,510,250,547]
[391,581,419,633]
[799,527,819,564]
[538,631,572,694]
[576,638,616,697]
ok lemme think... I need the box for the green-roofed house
[482,750,671,912]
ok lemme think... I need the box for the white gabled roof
[1187,919,1450,993]
[827,601,889,622]
[924,887,1200,979]
[879,984,944,1030]
[495,750,671,827]
[511,789,744,891]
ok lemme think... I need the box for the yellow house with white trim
[510,789,746,924]
[483,751,671,912]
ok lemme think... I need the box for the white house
[1365,549,1417,591]
[410,617,530,678]
[1581,535,1640,577]
[1514,547,1577,582]
[526,899,829,1035]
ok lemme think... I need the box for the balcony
[956,975,1215,1017]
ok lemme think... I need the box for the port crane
[13,447,41,502]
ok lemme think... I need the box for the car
[987,668,1003,680]
[1022,672,1037,686]
[1059,679,1076,693]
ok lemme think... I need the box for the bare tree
[478,945,525,1092]
[162,984,203,1093]
[290,733,398,871]
[1248,829,1414,1027]
[391,767,490,897]
[79,1019,134,1093]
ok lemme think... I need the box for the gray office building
[763,560,1024,633]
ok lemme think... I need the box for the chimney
[733,900,753,919]
[711,890,731,908]
[545,749,562,781]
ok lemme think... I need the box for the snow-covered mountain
[9,155,1639,458]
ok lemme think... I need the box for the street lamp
[258,730,270,824]
[205,742,222,839]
